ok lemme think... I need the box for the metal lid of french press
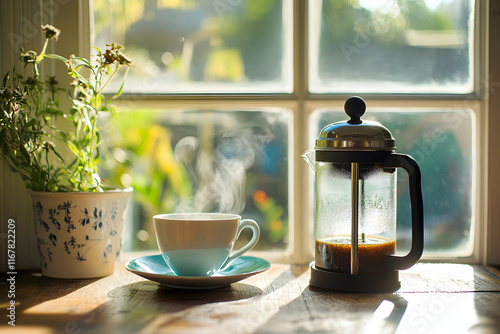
[315,97,396,151]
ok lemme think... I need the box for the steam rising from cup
[173,124,273,214]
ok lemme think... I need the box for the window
[93,0,293,93]
[99,108,291,252]
[309,0,473,93]
[90,0,484,262]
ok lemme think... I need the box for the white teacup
[153,213,260,277]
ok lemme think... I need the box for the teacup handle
[221,219,260,268]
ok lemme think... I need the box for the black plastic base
[310,263,401,293]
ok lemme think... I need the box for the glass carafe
[303,97,424,292]
[315,162,396,274]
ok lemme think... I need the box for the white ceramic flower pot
[29,188,132,279]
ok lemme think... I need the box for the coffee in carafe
[315,236,395,274]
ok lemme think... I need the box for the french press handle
[383,153,424,271]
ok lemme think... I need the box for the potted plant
[0,24,132,278]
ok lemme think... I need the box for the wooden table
[1,257,500,334]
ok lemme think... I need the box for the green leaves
[43,53,67,63]
[0,24,131,192]
[67,140,81,157]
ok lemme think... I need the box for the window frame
[0,0,497,267]
[101,0,492,264]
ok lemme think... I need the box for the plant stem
[34,38,49,77]
[97,65,119,94]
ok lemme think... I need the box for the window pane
[310,108,474,255]
[93,0,292,93]
[309,0,474,94]
[99,108,291,251]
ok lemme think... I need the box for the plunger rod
[351,162,359,275]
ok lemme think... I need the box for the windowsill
[1,261,499,333]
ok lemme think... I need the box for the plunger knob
[345,96,366,124]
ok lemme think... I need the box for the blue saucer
[125,255,271,289]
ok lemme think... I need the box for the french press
[303,96,424,292]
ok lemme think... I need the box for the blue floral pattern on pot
[30,188,132,279]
